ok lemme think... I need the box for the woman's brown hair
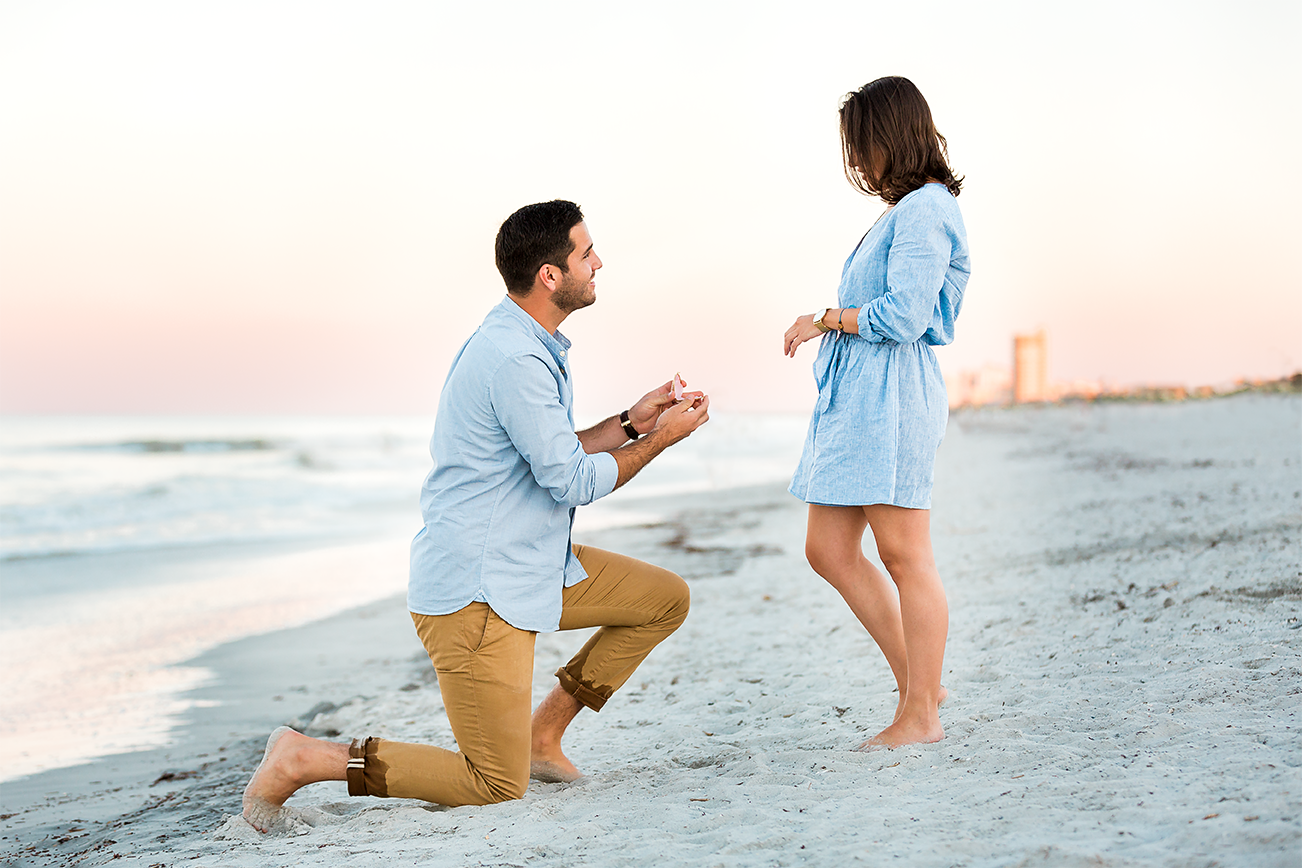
[839,76,962,204]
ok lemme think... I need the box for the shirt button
[560,350,567,357]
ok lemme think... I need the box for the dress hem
[787,487,932,511]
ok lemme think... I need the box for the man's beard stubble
[552,270,595,315]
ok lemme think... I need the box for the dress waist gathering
[812,332,939,415]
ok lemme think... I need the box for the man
[242,200,709,830]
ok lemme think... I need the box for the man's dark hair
[494,200,585,295]
[840,76,962,205]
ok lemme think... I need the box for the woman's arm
[831,307,860,334]
[785,197,954,356]
[857,203,953,344]
[782,307,859,357]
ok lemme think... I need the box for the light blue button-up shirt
[408,296,620,632]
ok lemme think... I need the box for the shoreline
[2,394,1298,867]
[0,589,425,847]
[0,527,418,784]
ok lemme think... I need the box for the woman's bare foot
[855,715,945,751]
[892,684,948,723]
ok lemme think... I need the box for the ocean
[0,413,808,781]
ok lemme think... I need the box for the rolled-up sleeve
[489,353,618,507]
[859,201,952,345]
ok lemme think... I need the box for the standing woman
[783,76,969,749]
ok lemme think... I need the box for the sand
[2,393,1298,867]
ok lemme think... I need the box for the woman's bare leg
[805,504,909,701]
[858,504,947,749]
[242,727,349,832]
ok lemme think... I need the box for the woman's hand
[784,314,826,358]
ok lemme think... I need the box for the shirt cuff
[591,451,619,501]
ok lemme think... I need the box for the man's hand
[610,391,710,489]
[649,392,710,445]
[627,378,680,435]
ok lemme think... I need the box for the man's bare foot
[892,684,948,723]
[855,717,945,752]
[242,727,302,832]
[529,684,585,783]
[529,757,584,784]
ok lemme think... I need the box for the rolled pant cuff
[346,737,387,797]
[555,666,610,712]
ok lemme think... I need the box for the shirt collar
[499,295,572,370]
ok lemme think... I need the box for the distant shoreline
[951,370,1302,409]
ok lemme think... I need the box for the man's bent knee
[480,771,528,803]
[455,759,529,805]
[659,570,690,630]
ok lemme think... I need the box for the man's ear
[536,263,560,294]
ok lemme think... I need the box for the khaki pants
[345,544,689,806]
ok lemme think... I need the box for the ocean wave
[72,439,279,454]
[0,413,806,561]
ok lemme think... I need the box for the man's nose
[592,254,602,270]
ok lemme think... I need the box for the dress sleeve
[489,353,618,508]
[857,198,953,345]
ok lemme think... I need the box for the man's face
[551,222,602,314]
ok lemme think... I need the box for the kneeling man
[243,200,709,830]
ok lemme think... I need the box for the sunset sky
[1,0,1298,416]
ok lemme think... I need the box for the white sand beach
[2,393,1298,867]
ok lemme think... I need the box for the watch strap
[620,409,640,440]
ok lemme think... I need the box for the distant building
[1013,330,1049,403]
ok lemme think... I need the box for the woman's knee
[805,538,851,582]
[876,543,936,578]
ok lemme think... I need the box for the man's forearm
[610,429,673,490]
[576,415,631,454]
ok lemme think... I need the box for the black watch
[620,409,640,440]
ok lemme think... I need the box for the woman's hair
[839,76,962,204]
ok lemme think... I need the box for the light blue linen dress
[790,183,970,509]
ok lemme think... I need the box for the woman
[783,76,969,750]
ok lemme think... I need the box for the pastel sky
[1,0,1298,416]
